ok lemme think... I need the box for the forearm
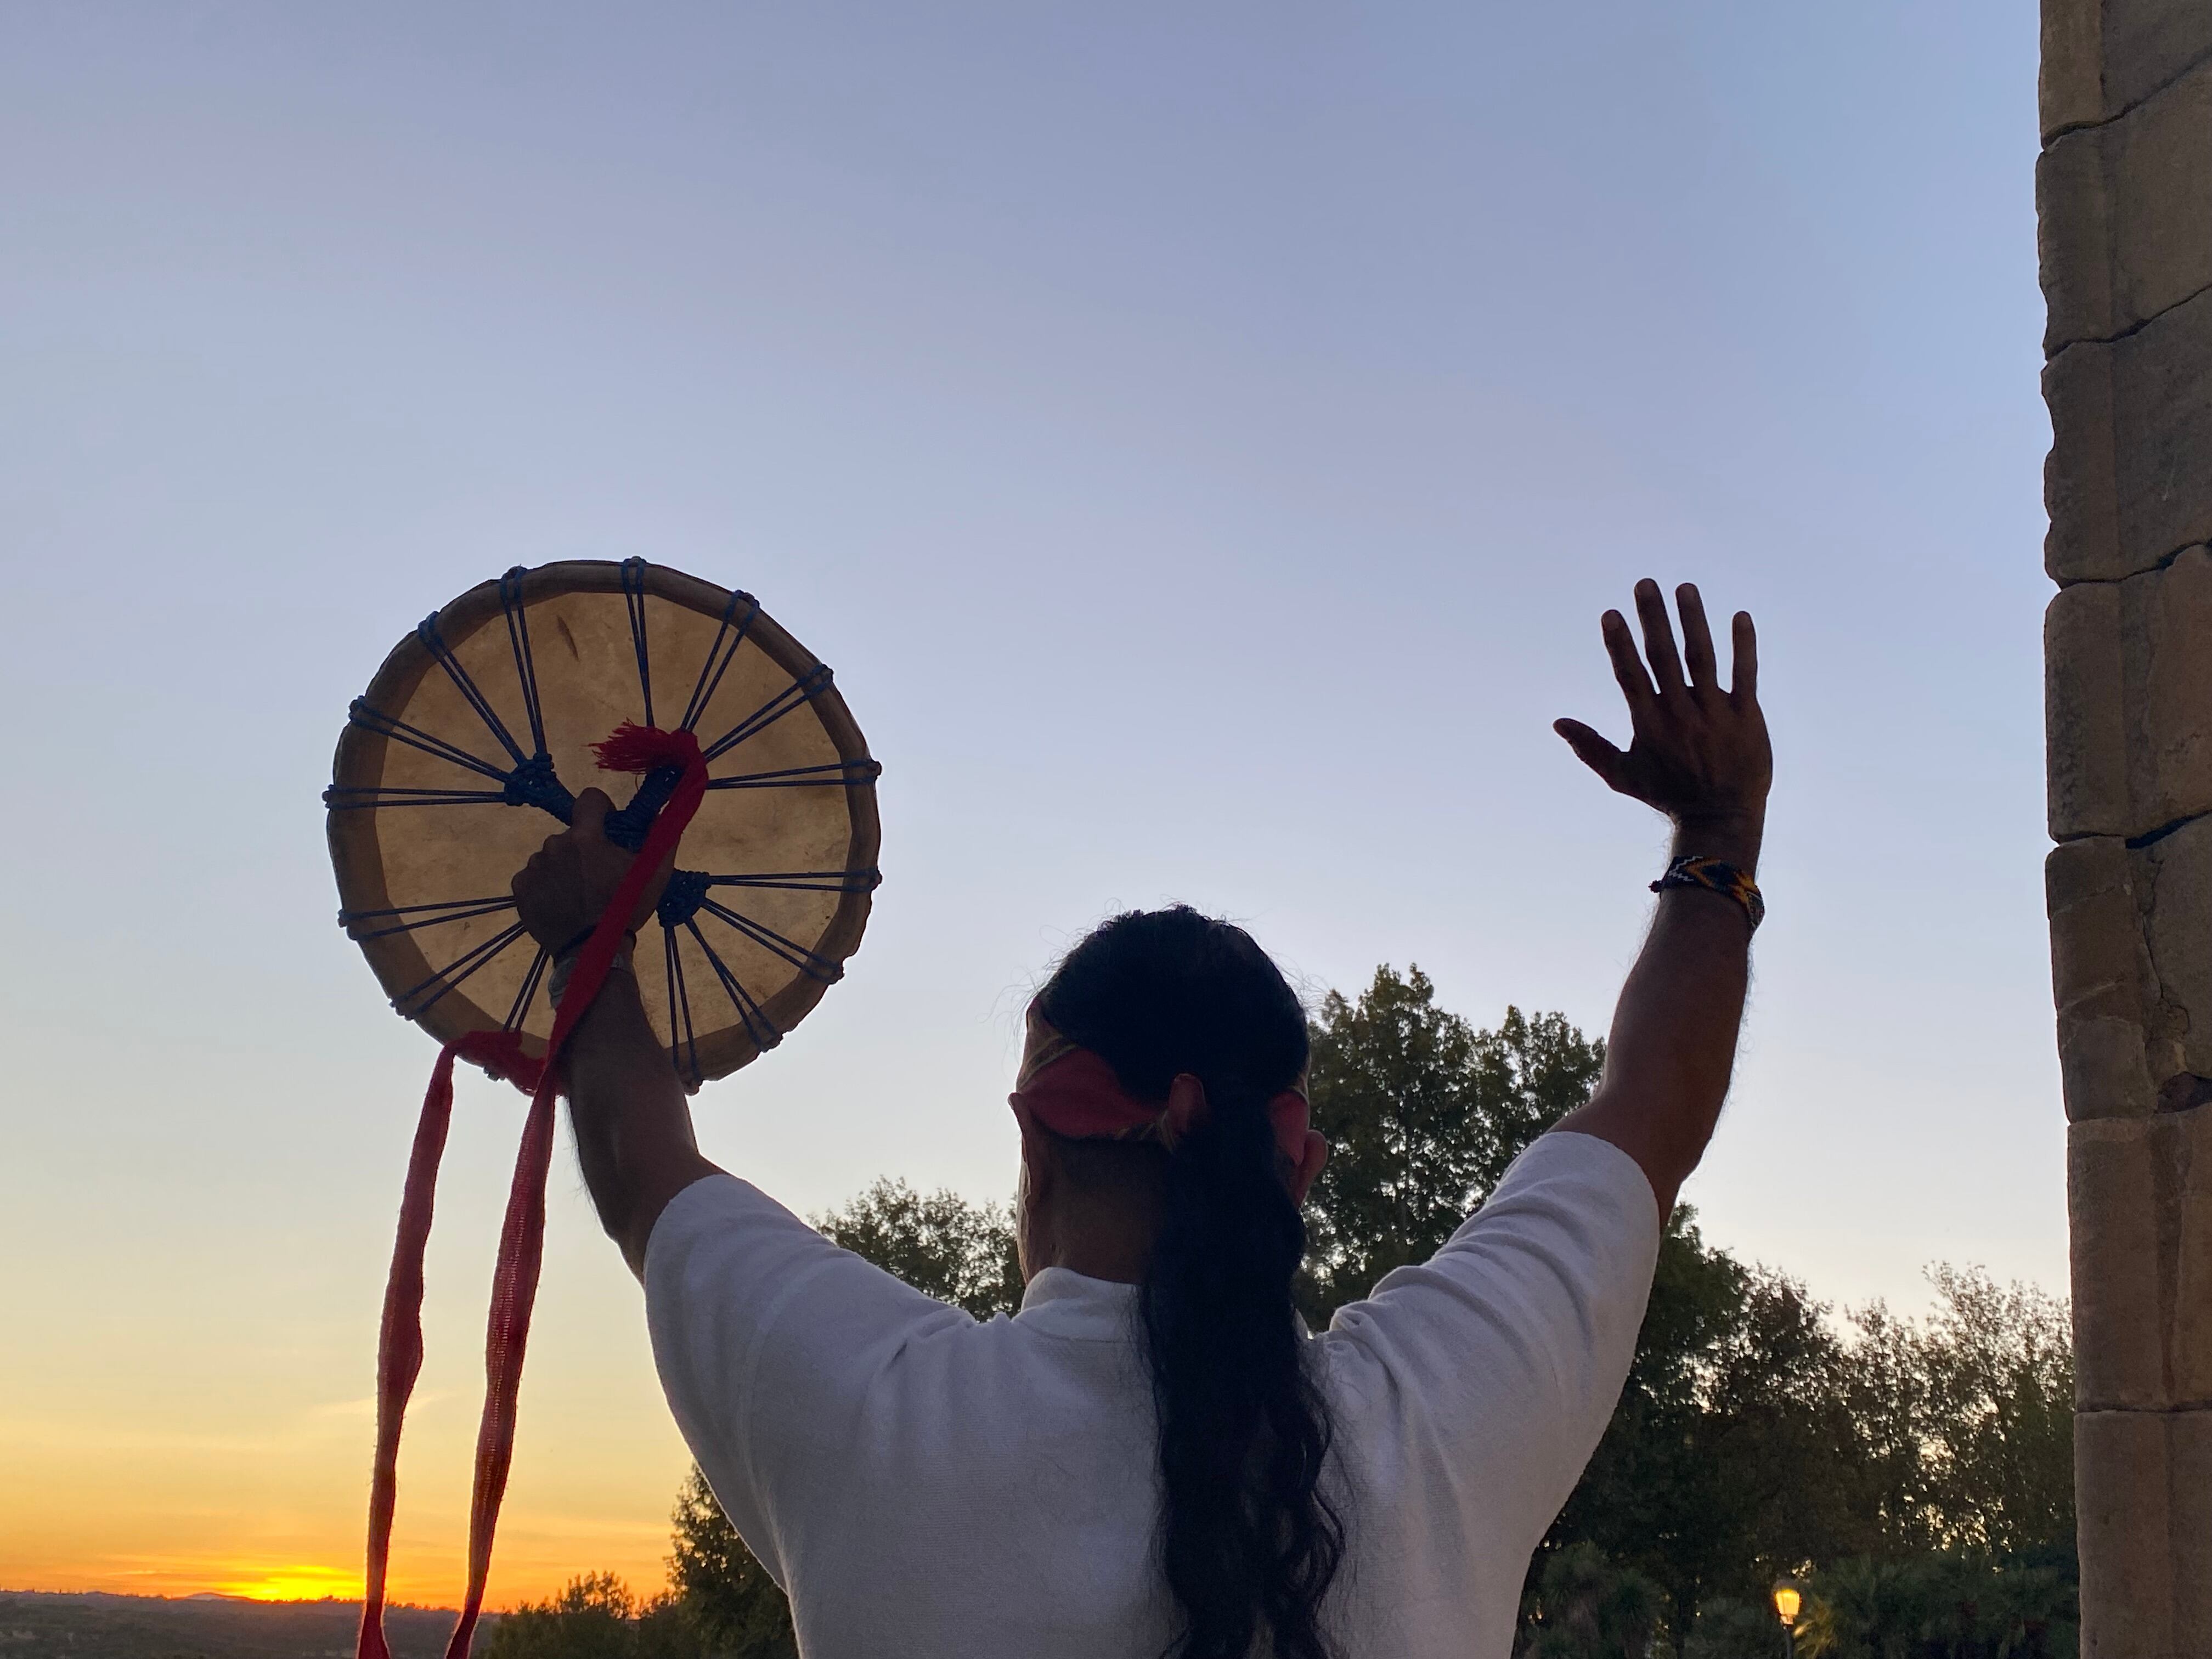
[1557,812,1760,1216]
[560,968,721,1276]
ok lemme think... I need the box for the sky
[0,1,2052,1612]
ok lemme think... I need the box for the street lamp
[1771,1582,1802,1659]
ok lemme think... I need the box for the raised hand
[1550,579,1772,1215]
[1553,579,1771,861]
[512,787,675,955]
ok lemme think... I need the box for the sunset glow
[215,1565,364,1602]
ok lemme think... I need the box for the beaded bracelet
[1650,854,1764,932]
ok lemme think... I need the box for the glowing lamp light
[1772,1582,1802,1624]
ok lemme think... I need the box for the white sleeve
[1320,1130,1661,1554]
[642,1173,972,1583]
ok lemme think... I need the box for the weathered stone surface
[2041,55,2212,352]
[2044,337,2122,582]
[2072,1121,2166,1403]
[2041,0,2103,141]
[2047,286,2212,582]
[2046,549,2212,840]
[2044,0,2212,140]
[2049,839,2158,1119]
[2108,57,2212,330]
[2134,815,2212,1082]
[2072,1107,2212,1409]
[2046,584,2128,839]
[2064,1012,2162,1122]
[2121,546,2212,830]
[2041,12,2212,1657]
[2036,130,2113,353]
[2076,1407,2212,1658]
[2104,0,2212,123]
[2076,1410,2165,1655]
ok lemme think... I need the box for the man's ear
[1288,1130,1329,1207]
[1163,1073,1208,1146]
[1009,1096,1057,1205]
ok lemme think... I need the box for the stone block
[2049,836,2142,1014]
[2076,1410,2170,1655]
[2044,0,2212,140]
[2040,0,2102,141]
[2049,839,2158,1120]
[2044,338,2122,582]
[2062,1012,2160,1122]
[2110,58,2212,331]
[2047,287,2212,583]
[2041,56,2212,353]
[2037,130,2113,352]
[2072,1121,2166,1403]
[2134,816,2212,1081]
[2070,1108,2212,1409]
[2103,0,2212,123]
[2046,584,2128,839]
[2076,1407,2212,1657]
[2121,546,2212,831]
[2044,551,2212,841]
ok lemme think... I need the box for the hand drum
[326,558,879,1086]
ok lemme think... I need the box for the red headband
[1010,1002,1313,1166]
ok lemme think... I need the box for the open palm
[1554,579,1771,830]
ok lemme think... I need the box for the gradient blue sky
[0,2,2052,1600]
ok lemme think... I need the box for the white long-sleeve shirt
[645,1130,1661,1658]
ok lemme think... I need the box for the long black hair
[1036,906,1345,1659]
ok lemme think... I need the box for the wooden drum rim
[326,558,879,1085]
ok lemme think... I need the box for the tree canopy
[481,1573,697,1659]
[811,1177,1024,1323]
[1300,968,1602,1320]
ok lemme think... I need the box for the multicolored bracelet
[1650,854,1764,932]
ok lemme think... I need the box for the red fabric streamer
[357,726,707,1659]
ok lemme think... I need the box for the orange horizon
[1,1172,703,1624]
[0,1557,672,1612]
[0,1508,684,1607]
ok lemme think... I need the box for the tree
[483,1574,698,1659]
[668,1466,795,1659]
[1539,1226,1867,1626]
[1683,1599,1790,1659]
[1904,1267,2074,1560]
[1794,1552,2076,1659]
[1835,1268,2075,1561]
[1516,1542,1664,1659]
[813,1178,1024,1321]
[1302,966,1602,1319]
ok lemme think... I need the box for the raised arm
[512,788,722,1276]
[1549,579,1771,1217]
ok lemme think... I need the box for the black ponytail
[1037,907,1344,1659]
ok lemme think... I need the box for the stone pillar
[2041,4,2212,1651]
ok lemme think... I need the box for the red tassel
[590,722,702,776]
[358,727,709,1659]
[357,1032,541,1659]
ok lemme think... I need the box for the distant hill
[0,1591,495,1659]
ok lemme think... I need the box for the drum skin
[328,559,879,1087]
